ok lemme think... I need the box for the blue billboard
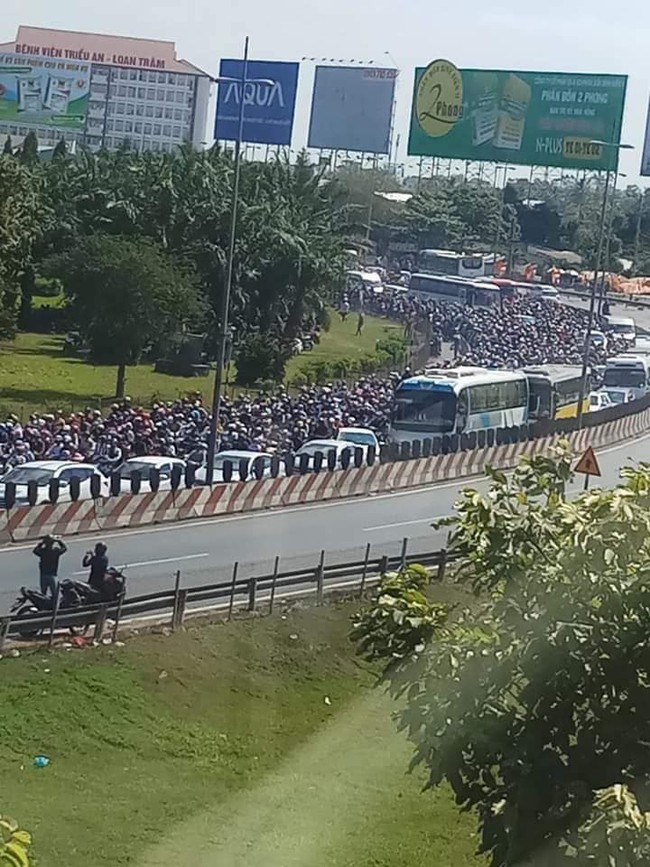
[214,59,299,146]
[307,66,397,154]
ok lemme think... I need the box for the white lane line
[2,428,650,555]
[364,518,434,532]
[70,552,209,575]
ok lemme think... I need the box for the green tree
[52,138,67,160]
[2,136,13,156]
[353,446,650,866]
[0,156,48,336]
[46,234,205,397]
[19,131,38,165]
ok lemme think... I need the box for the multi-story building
[0,25,212,152]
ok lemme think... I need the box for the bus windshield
[392,388,456,434]
[604,367,646,388]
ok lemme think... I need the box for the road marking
[70,552,209,575]
[364,518,434,532]
[1,428,650,555]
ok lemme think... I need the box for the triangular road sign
[575,445,601,477]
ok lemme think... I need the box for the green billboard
[0,51,90,131]
[408,62,628,171]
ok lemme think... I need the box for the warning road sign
[575,445,601,477]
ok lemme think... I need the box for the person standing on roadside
[33,535,67,597]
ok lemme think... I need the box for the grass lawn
[0,599,486,867]
[0,310,401,421]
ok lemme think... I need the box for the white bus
[389,367,529,443]
[603,355,650,399]
[418,249,494,279]
[408,273,501,307]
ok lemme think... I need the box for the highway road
[1,429,649,612]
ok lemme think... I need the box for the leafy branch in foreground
[352,446,650,866]
[1,814,33,866]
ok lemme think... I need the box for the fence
[0,541,454,650]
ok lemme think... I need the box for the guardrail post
[111,593,126,643]
[359,542,371,596]
[47,584,62,650]
[93,603,109,642]
[400,537,408,570]
[269,555,280,615]
[436,542,449,583]
[176,589,189,628]
[0,616,11,653]
[379,554,389,577]
[171,570,182,630]
[316,549,325,606]
[227,561,239,622]
[248,577,258,612]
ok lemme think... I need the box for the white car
[604,387,635,405]
[294,439,369,471]
[589,391,614,412]
[194,450,277,484]
[0,461,109,506]
[336,427,380,451]
[116,456,187,492]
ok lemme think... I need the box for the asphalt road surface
[1,429,648,612]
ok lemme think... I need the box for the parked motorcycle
[10,569,126,639]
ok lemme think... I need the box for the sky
[4,0,650,183]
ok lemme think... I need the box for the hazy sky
[5,1,650,182]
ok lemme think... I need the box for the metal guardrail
[0,544,454,648]
[559,287,650,312]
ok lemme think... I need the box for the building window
[129,70,137,81]
[145,106,154,118]
[155,106,163,118]
[137,87,145,100]
[153,123,161,135]
[147,87,155,99]
[116,103,125,115]
[128,86,136,98]
[126,103,135,115]
[157,73,166,84]
[134,122,142,134]
[172,125,181,138]
[124,121,133,133]
[144,122,152,135]
[156,88,165,100]
[118,85,127,97]
[136,104,144,116]
[175,91,185,103]
[164,107,172,120]
[163,124,171,137]
[114,120,125,132]
[166,92,174,102]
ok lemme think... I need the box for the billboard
[0,51,90,131]
[307,66,397,154]
[214,59,299,146]
[408,61,628,171]
[641,97,650,177]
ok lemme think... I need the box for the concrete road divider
[1,404,650,544]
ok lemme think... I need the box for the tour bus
[603,355,650,398]
[523,365,590,420]
[389,367,529,443]
[408,273,501,307]
[417,249,494,279]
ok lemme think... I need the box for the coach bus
[388,367,529,443]
[523,365,589,420]
[409,273,501,308]
[417,249,494,279]
[603,355,650,399]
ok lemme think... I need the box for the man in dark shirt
[82,542,109,593]
[33,535,67,597]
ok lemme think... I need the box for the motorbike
[10,569,126,639]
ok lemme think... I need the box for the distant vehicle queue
[388,364,609,443]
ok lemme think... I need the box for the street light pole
[576,139,634,429]
[205,37,254,486]
[598,170,626,314]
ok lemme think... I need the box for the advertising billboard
[408,61,628,171]
[0,51,90,131]
[641,97,650,177]
[214,59,299,146]
[307,66,397,154]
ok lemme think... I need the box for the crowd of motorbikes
[10,536,126,639]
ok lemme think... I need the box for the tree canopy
[353,445,650,865]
